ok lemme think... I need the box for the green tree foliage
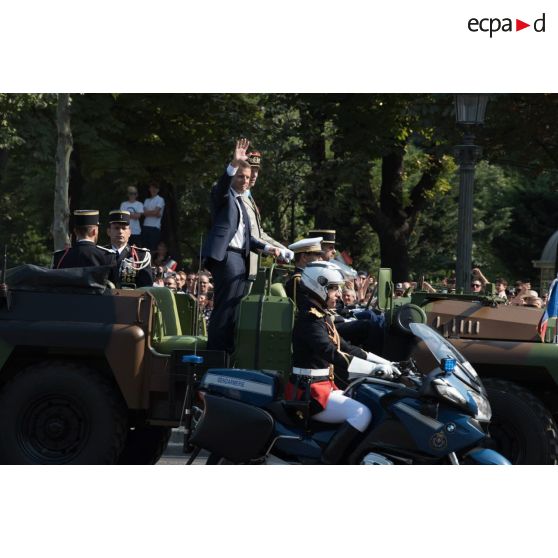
[0,94,57,265]
[492,172,558,282]
[409,160,517,283]
[0,92,557,285]
[484,94,558,174]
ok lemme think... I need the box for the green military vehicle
[0,263,293,464]
[1,260,556,465]
[376,269,558,465]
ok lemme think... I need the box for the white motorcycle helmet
[301,261,345,304]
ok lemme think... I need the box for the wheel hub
[19,396,89,463]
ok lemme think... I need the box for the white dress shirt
[226,164,271,254]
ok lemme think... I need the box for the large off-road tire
[118,425,171,465]
[0,361,128,464]
[483,378,558,465]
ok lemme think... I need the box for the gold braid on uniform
[293,273,301,310]
[119,247,152,285]
[325,313,351,382]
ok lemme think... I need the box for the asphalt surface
[157,428,288,465]
[157,427,208,465]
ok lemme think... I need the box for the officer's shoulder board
[308,307,325,319]
[97,245,116,253]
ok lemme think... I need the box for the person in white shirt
[142,181,165,252]
[120,186,144,246]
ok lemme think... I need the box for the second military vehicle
[376,269,558,465]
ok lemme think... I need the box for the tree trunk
[377,226,410,282]
[53,94,72,251]
[299,103,334,227]
[69,144,85,218]
[359,150,443,282]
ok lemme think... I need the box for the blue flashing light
[441,357,456,373]
[182,355,204,364]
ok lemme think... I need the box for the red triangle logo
[516,19,530,31]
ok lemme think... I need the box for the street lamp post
[454,94,489,292]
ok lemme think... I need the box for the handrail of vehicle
[136,295,143,324]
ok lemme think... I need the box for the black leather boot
[321,422,361,464]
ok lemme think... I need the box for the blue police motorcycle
[186,323,510,465]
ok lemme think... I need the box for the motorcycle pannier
[199,368,281,407]
[190,394,274,462]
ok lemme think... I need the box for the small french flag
[538,275,558,342]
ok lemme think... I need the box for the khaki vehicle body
[417,297,558,392]
[0,264,288,464]
[378,269,558,464]
[0,265,223,464]
[0,288,190,418]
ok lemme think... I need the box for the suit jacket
[243,193,287,277]
[202,170,266,262]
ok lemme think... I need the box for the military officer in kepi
[307,227,385,354]
[287,260,401,464]
[243,150,293,285]
[105,210,153,287]
[285,237,323,309]
[53,210,117,270]
[308,229,337,261]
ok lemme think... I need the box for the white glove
[366,352,391,365]
[348,356,376,376]
[371,363,401,381]
[279,248,294,263]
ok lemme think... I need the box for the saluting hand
[232,138,250,167]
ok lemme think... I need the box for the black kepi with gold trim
[308,229,336,245]
[247,151,261,168]
[108,210,131,225]
[74,209,100,227]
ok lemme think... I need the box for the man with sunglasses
[471,281,483,293]
[120,186,144,246]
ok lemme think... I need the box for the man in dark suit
[105,210,153,288]
[202,138,281,353]
[53,210,117,270]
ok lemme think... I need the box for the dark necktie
[237,196,252,258]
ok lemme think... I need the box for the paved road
[158,427,208,465]
[158,428,288,465]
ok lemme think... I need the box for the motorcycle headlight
[433,380,468,408]
[468,390,492,422]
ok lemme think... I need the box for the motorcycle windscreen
[190,394,275,463]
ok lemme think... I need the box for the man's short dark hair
[74,225,97,238]
[237,160,251,170]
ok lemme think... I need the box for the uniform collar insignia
[308,307,325,318]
